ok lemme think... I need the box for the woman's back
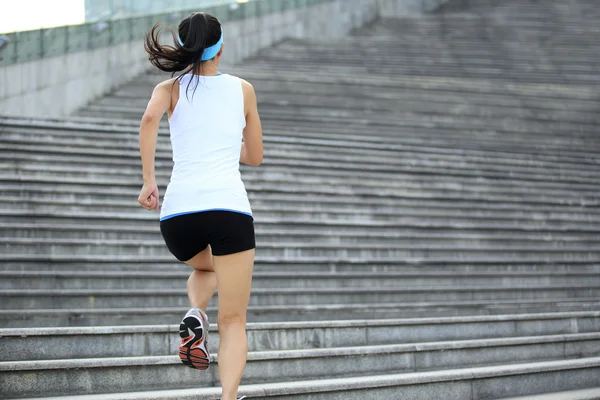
[170,73,246,184]
[161,73,252,221]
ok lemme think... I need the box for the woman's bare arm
[240,79,263,166]
[138,81,171,211]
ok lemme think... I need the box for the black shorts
[160,210,255,261]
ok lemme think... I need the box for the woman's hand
[138,181,159,211]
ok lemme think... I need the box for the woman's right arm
[137,81,170,211]
[240,80,263,166]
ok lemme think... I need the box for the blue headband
[178,31,224,61]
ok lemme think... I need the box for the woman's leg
[185,245,217,312]
[178,245,217,370]
[213,248,255,400]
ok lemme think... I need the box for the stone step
[261,43,600,60]
[6,155,599,193]
[2,299,599,327]
[2,285,600,309]
[8,357,600,400]
[224,39,600,58]
[239,61,600,85]
[4,252,600,267]
[126,83,600,125]
[4,127,599,178]
[83,93,600,125]
[144,66,600,102]
[328,32,600,45]
[76,104,600,138]
[358,23,600,35]
[3,140,600,185]
[98,99,600,130]
[225,69,593,111]
[137,73,600,110]
[5,119,598,157]
[110,76,600,109]
[7,106,599,141]
[119,88,598,127]
[6,123,599,166]
[252,56,600,72]
[4,117,599,163]
[366,13,600,25]
[4,200,600,232]
[251,61,598,78]
[273,36,600,54]
[3,176,599,211]
[3,180,599,214]
[5,134,598,179]
[6,208,600,236]
[260,113,598,146]
[265,42,600,64]
[346,15,600,29]
[356,30,600,45]
[314,15,600,31]
[3,311,599,359]
[3,258,600,274]
[4,140,600,184]
[499,387,600,400]
[142,64,600,88]
[4,222,599,246]
[257,111,599,140]
[3,237,600,260]
[375,13,600,28]
[5,134,596,183]
[2,333,598,399]
[4,270,600,291]
[250,50,600,69]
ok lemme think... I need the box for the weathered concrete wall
[0,41,149,118]
[0,0,447,118]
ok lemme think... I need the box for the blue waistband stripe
[160,208,252,221]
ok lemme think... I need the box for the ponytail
[144,12,222,97]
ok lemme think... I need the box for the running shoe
[178,308,210,370]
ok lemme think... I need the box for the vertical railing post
[39,29,44,59]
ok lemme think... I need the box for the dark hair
[144,12,222,96]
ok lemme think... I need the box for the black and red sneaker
[178,308,211,370]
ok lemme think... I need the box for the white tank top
[160,73,252,221]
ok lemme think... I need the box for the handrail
[0,0,330,67]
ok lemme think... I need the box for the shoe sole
[179,315,210,370]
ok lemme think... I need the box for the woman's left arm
[138,81,171,211]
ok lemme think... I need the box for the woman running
[137,12,262,400]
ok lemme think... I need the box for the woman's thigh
[213,249,255,323]
[185,245,215,272]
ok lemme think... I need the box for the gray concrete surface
[500,387,600,400]
[2,298,600,327]
[2,334,599,398]
[2,311,600,360]
[14,358,600,399]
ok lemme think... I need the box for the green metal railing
[0,0,330,67]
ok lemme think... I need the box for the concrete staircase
[2,0,600,398]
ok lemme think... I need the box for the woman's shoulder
[222,74,251,85]
[155,77,179,90]
[221,74,254,95]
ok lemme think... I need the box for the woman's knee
[187,269,217,287]
[217,312,246,330]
